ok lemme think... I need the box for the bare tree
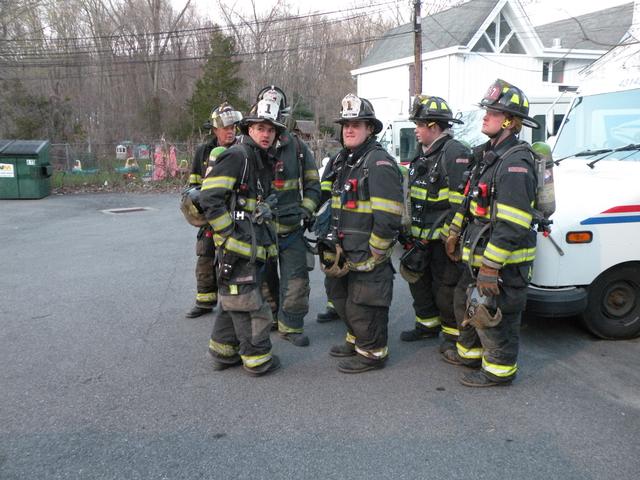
[0,0,405,147]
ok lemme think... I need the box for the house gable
[358,0,500,69]
[467,0,540,55]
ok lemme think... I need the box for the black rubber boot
[337,356,386,374]
[212,356,242,371]
[185,306,213,318]
[317,308,340,323]
[441,349,481,369]
[279,332,310,347]
[460,370,513,388]
[400,327,439,342]
[243,355,281,377]
[329,343,356,357]
[439,339,456,354]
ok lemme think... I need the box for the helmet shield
[256,86,289,122]
[240,99,286,133]
[334,94,383,135]
[210,102,243,129]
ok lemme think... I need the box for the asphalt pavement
[1,193,639,480]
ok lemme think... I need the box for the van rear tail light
[566,231,593,244]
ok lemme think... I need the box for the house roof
[359,0,634,69]
[535,2,633,51]
[293,120,315,135]
[360,0,499,68]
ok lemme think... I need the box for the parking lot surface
[1,193,638,479]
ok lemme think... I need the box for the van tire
[581,264,640,339]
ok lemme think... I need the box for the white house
[353,0,634,143]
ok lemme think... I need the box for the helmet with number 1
[409,95,463,124]
[240,98,286,134]
[256,86,289,122]
[210,101,243,129]
[334,93,383,135]
[478,79,540,129]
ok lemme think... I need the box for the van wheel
[581,264,640,339]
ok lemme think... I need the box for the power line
[1,0,402,45]
[0,4,396,64]
[1,29,411,72]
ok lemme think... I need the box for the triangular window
[472,11,525,54]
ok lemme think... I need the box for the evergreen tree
[186,28,248,134]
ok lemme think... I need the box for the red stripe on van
[601,205,640,214]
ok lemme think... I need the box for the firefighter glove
[476,265,500,296]
[300,206,314,231]
[445,233,461,262]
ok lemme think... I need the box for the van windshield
[399,127,418,163]
[554,89,640,161]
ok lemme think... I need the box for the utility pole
[413,0,423,95]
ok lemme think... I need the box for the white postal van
[525,37,640,339]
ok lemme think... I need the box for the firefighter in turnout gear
[320,94,404,373]
[199,98,283,376]
[256,86,321,347]
[185,102,242,318]
[443,79,540,387]
[399,95,472,354]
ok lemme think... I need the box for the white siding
[455,53,545,110]
[356,65,411,123]
[422,56,454,107]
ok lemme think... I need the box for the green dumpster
[0,140,52,199]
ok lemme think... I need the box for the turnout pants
[194,226,218,308]
[208,258,274,370]
[326,262,394,362]
[276,230,311,334]
[407,241,461,342]
[454,265,530,382]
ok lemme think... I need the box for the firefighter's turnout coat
[321,137,404,268]
[270,130,321,333]
[403,132,471,339]
[320,136,404,360]
[200,136,278,265]
[189,137,220,186]
[408,132,471,242]
[451,134,537,273]
[189,136,227,308]
[199,135,278,370]
[452,133,537,382]
[271,131,321,235]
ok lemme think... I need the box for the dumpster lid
[0,140,13,154]
[0,140,49,155]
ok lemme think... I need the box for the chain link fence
[50,134,341,176]
[50,141,197,174]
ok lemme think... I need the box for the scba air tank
[531,142,556,219]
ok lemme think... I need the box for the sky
[172,0,635,26]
